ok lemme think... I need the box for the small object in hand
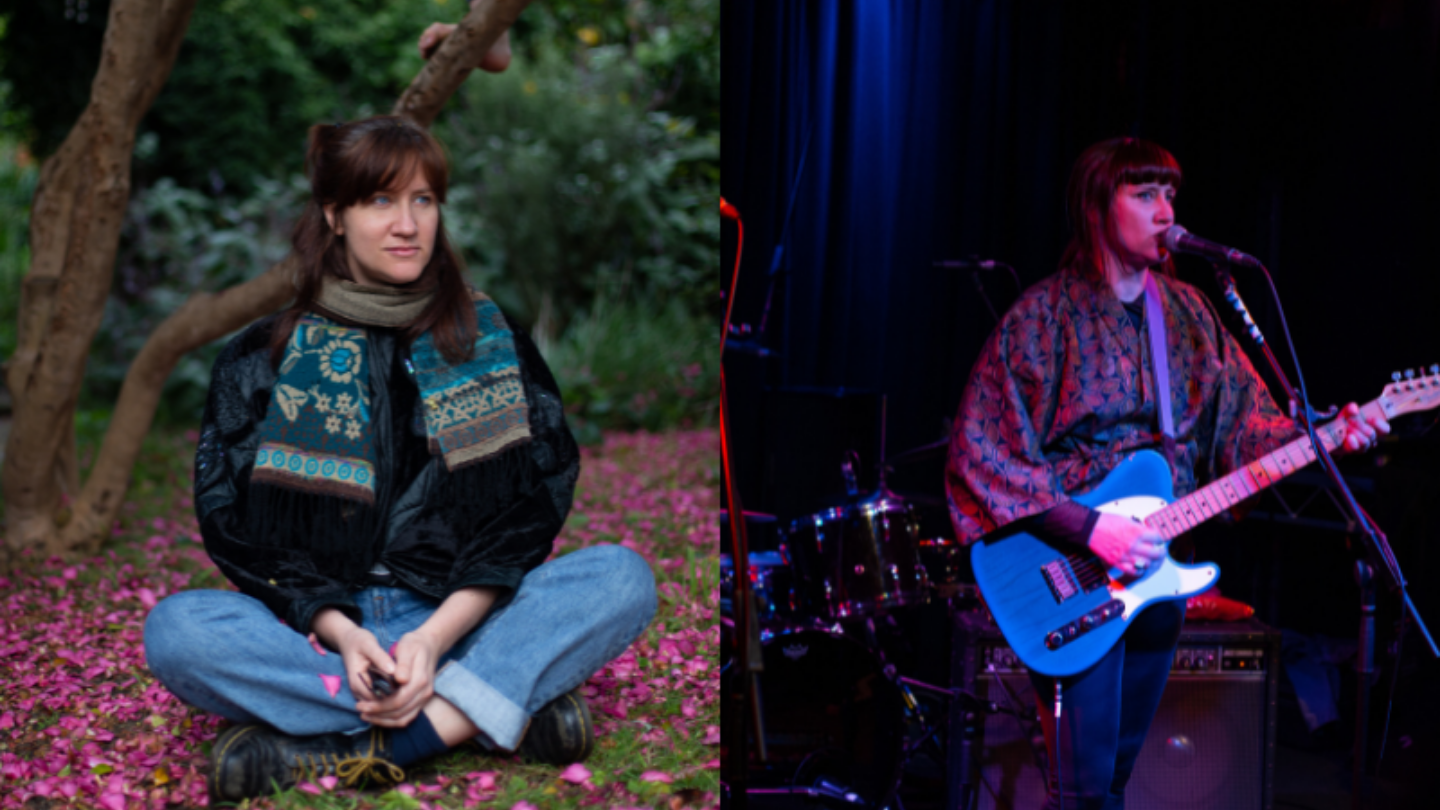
[367,667,396,698]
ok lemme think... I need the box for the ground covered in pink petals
[0,428,720,809]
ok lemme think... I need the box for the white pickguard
[1093,495,1217,620]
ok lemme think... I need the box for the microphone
[720,197,740,220]
[933,258,1001,271]
[1163,225,1262,269]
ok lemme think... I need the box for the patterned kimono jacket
[945,266,1296,546]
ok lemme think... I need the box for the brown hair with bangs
[271,114,477,366]
[1060,136,1183,280]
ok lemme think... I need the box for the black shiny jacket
[193,313,580,635]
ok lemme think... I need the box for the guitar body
[970,451,1219,677]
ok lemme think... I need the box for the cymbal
[885,437,948,467]
[719,509,778,524]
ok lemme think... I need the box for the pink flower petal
[319,673,342,698]
[307,634,328,656]
[98,793,127,810]
[298,782,324,795]
[703,758,720,769]
[511,802,538,810]
[558,763,591,784]
[319,775,338,790]
[640,770,674,783]
[702,724,720,745]
[136,588,158,610]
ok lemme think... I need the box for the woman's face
[325,167,438,287]
[1105,181,1175,273]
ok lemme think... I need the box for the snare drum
[719,550,799,623]
[785,492,929,620]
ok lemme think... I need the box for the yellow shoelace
[290,730,406,787]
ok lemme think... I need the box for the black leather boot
[518,687,595,765]
[209,723,405,803]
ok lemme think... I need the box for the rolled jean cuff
[434,660,529,751]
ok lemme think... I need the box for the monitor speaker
[949,613,1279,810]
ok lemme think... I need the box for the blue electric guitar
[971,368,1440,677]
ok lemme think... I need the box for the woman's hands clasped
[354,630,443,728]
[331,623,398,705]
[1087,512,1168,578]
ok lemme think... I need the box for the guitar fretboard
[1143,400,1387,540]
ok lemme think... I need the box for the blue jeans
[1027,601,1185,810]
[144,545,657,751]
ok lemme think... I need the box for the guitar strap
[1143,272,1179,467]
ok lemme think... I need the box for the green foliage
[0,1,718,193]
[142,0,449,192]
[83,175,309,422]
[0,0,109,156]
[439,43,718,332]
[540,293,718,444]
[515,0,720,133]
[0,92,39,384]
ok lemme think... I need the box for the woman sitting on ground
[144,115,657,803]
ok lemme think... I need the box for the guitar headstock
[1378,364,1440,419]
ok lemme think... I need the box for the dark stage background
[722,0,1440,791]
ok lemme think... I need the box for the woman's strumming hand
[1087,512,1168,578]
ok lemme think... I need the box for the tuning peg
[1406,368,1416,380]
[1392,371,1403,383]
[1431,364,1439,376]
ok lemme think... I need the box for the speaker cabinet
[949,613,1279,810]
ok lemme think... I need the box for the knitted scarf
[251,282,532,508]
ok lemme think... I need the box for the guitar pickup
[1041,559,1081,603]
[1043,599,1126,650]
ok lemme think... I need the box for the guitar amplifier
[948,611,1279,810]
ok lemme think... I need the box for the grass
[0,425,721,809]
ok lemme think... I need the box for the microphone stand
[721,204,764,810]
[1212,264,1437,810]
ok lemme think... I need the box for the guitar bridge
[1040,553,1106,604]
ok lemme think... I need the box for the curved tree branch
[394,0,532,127]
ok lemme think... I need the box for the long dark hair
[1060,136,1183,280]
[271,115,477,366]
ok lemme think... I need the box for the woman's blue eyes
[370,194,432,206]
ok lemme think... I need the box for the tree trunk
[8,0,534,558]
[2,0,197,561]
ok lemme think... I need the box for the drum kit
[720,441,1008,810]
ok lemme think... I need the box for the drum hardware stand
[1212,262,1438,810]
[721,199,766,810]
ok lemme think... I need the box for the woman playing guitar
[944,136,1389,810]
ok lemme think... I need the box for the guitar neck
[1144,399,1387,540]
